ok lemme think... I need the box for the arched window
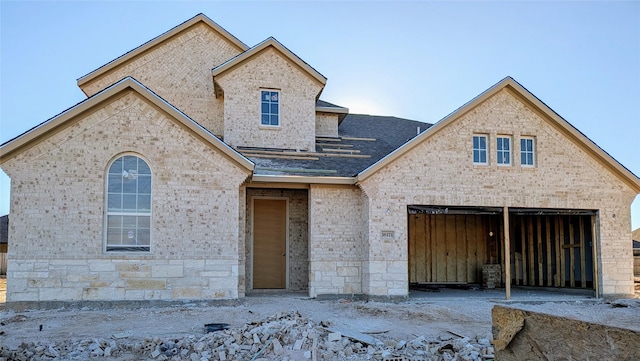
[105,155,151,252]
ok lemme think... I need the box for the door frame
[250,196,290,290]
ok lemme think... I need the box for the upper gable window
[520,137,535,167]
[261,90,279,126]
[473,135,488,165]
[105,155,151,252]
[496,136,511,165]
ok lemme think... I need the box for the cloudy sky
[1,1,639,228]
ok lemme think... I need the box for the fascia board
[250,174,355,185]
[77,14,248,87]
[212,38,327,86]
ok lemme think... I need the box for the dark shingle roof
[249,114,431,177]
[316,99,346,109]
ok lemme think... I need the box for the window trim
[520,136,536,167]
[260,89,280,127]
[472,134,489,165]
[496,135,512,166]
[104,153,152,253]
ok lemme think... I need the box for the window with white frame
[105,155,151,252]
[496,136,511,165]
[520,137,535,166]
[473,135,488,164]
[260,90,279,126]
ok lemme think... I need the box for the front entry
[253,198,287,289]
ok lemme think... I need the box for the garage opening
[408,206,597,293]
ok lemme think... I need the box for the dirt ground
[1,279,639,351]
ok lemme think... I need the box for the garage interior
[408,206,598,296]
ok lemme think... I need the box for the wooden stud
[528,217,535,286]
[580,217,586,288]
[503,207,511,300]
[446,215,457,282]
[537,217,543,286]
[559,217,566,287]
[456,215,467,283]
[569,220,575,288]
[408,215,416,283]
[436,215,447,282]
[591,215,599,298]
[546,217,552,287]
[521,218,527,286]
[427,215,433,282]
[467,215,478,283]
[554,217,561,287]
[415,214,426,283]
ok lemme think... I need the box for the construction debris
[0,311,494,361]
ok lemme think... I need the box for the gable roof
[212,37,327,94]
[0,77,254,171]
[356,76,640,193]
[633,228,640,243]
[77,14,248,88]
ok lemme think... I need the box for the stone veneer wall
[358,89,637,297]
[216,47,322,152]
[1,91,250,302]
[79,22,242,136]
[308,185,365,297]
[245,188,309,292]
[315,113,339,138]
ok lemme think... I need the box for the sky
[1,1,639,229]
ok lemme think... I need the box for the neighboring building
[1,14,639,305]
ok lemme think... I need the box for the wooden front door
[253,198,287,289]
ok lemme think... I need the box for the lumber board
[415,214,426,282]
[537,217,543,286]
[436,215,447,282]
[546,217,552,287]
[427,215,433,282]
[569,220,575,287]
[579,217,586,288]
[446,215,457,282]
[456,215,467,283]
[528,217,534,286]
[408,215,416,283]
[559,217,565,287]
[521,219,527,286]
[467,215,478,283]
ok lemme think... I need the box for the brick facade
[2,90,250,302]
[215,47,323,151]
[357,89,637,296]
[79,22,243,137]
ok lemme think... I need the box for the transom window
[520,137,535,166]
[261,90,279,126]
[473,135,488,164]
[105,155,151,252]
[496,136,511,165]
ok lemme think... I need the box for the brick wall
[79,23,242,137]
[315,113,339,138]
[308,185,365,297]
[358,89,637,297]
[215,48,322,151]
[2,90,250,302]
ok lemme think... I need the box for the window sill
[259,125,281,130]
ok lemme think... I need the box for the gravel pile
[0,311,494,361]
